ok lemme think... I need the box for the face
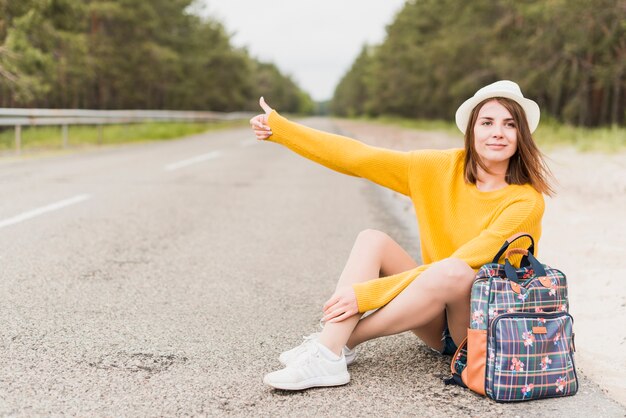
[472,100,518,168]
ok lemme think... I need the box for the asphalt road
[1,120,624,416]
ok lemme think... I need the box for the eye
[481,121,492,126]
[506,122,516,128]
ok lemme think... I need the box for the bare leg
[318,229,418,355]
[346,258,475,350]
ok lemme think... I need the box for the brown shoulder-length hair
[463,97,555,196]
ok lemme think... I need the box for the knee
[356,229,390,247]
[434,258,475,290]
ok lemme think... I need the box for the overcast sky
[199,1,406,102]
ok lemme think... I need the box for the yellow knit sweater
[266,111,545,313]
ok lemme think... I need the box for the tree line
[332,0,626,127]
[0,0,314,113]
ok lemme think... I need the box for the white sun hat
[455,80,540,134]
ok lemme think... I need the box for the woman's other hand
[322,286,358,323]
[249,97,274,140]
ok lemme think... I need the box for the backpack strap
[492,233,535,265]
[445,337,468,387]
[443,374,467,387]
[504,248,530,258]
[504,251,547,283]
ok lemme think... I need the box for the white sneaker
[264,341,350,390]
[279,333,357,366]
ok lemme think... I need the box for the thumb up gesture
[249,97,274,140]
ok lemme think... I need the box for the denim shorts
[439,327,458,356]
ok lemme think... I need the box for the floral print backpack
[446,233,578,402]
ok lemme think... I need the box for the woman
[249,80,554,391]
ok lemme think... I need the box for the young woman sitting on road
[249,80,554,391]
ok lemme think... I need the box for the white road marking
[164,151,222,171]
[0,194,92,229]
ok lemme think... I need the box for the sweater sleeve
[448,195,545,268]
[352,264,430,313]
[352,193,545,312]
[267,111,411,195]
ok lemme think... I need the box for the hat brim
[455,91,540,134]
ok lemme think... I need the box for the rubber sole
[264,372,350,391]
[280,356,357,367]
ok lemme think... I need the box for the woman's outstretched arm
[250,98,412,196]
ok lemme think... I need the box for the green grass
[533,119,626,152]
[345,115,626,152]
[0,120,248,152]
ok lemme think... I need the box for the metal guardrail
[0,108,254,154]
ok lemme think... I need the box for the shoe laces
[319,318,325,330]
[286,334,317,362]
[297,335,317,350]
[291,341,320,367]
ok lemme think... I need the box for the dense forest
[332,0,626,127]
[0,0,314,113]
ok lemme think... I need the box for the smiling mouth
[487,144,507,148]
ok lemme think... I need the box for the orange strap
[492,233,535,263]
[505,248,529,258]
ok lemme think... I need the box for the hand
[322,286,359,323]
[249,97,274,140]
